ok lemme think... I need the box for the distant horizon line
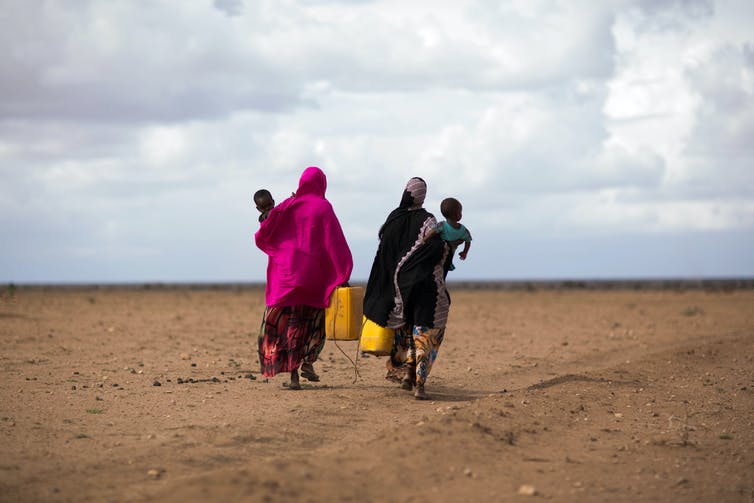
[6,277,754,291]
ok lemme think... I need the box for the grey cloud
[634,0,713,15]
[298,0,376,4]
[0,1,624,127]
[1,82,305,123]
[0,121,140,167]
[214,0,243,17]
[632,0,714,31]
[0,2,306,123]
[681,43,754,198]
[686,43,754,156]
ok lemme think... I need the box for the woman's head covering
[399,177,427,210]
[255,166,353,308]
[296,166,327,197]
[381,177,427,240]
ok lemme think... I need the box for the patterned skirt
[385,325,445,387]
[258,305,326,377]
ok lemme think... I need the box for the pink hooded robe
[255,167,353,308]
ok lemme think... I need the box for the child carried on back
[253,189,275,223]
[424,197,472,272]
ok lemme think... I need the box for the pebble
[180,353,190,360]
[517,485,537,496]
[147,469,162,479]
[153,381,161,387]
[463,468,473,477]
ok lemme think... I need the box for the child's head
[440,197,462,222]
[254,189,274,212]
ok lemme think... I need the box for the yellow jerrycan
[325,286,364,340]
[359,317,394,356]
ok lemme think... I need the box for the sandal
[414,385,429,400]
[300,363,320,382]
[401,363,416,391]
[289,369,301,390]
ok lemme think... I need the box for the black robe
[363,205,449,329]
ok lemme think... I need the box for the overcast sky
[1,0,753,283]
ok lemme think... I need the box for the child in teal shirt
[425,197,472,272]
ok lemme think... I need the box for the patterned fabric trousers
[258,305,326,377]
[386,325,445,387]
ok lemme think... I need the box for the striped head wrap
[400,177,426,210]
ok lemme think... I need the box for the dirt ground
[0,285,752,502]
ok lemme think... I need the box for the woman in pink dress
[254,167,353,389]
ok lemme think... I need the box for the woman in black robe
[363,177,450,400]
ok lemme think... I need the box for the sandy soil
[0,285,752,502]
